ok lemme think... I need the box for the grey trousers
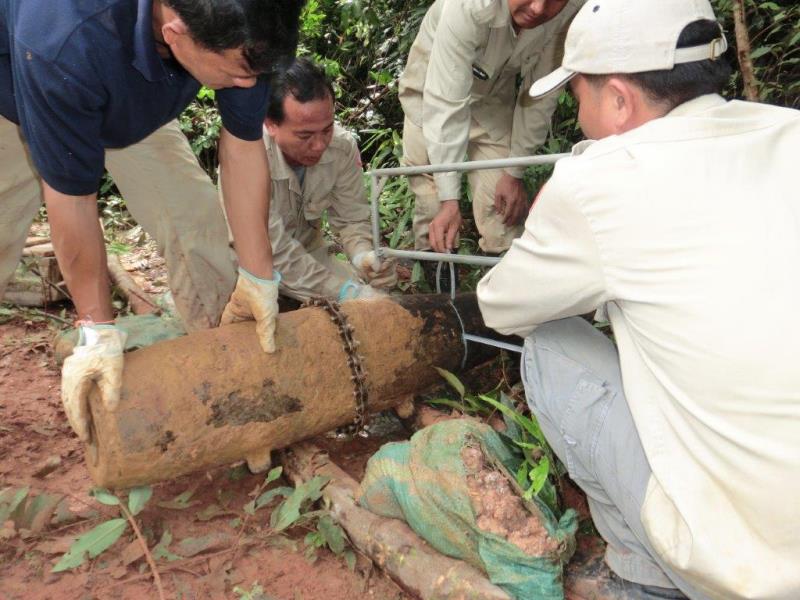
[520,317,707,599]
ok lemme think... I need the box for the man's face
[171,39,259,90]
[507,0,570,30]
[570,75,617,140]
[266,94,335,167]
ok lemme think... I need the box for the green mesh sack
[357,419,577,600]
[53,313,186,364]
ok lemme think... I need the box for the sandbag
[53,313,186,364]
[357,419,577,600]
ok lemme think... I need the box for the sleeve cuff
[503,166,526,179]
[432,172,462,202]
[39,171,101,196]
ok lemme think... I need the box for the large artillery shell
[86,294,501,488]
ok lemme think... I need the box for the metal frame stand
[367,153,568,353]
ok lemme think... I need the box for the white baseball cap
[529,0,728,98]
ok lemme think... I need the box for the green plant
[53,486,152,570]
[233,581,278,600]
[430,368,562,515]
[242,467,356,568]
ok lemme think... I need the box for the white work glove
[221,267,281,353]
[338,279,387,301]
[61,324,127,443]
[351,250,398,289]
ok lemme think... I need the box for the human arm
[493,172,530,226]
[218,128,273,278]
[477,166,607,337]
[428,200,463,253]
[218,128,279,352]
[44,185,112,322]
[44,184,127,441]
[268,191,350,300]
[326,135,397,289]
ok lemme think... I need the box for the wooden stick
[105,253,160,315]
[117,502,166,600]
[732,0,759,101]
[279,443,512,600]
[24,236,50,248]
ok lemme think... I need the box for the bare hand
[429,200,462,253]
[493,173,529,226]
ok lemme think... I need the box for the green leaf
[90,488,120,506]
[434,367,465,399]
[477,394,547,447]
[52,518,127,572]
[152,530,182,562]
[127,486,152,516]
[317,515,345,554]
[498,392,523,440]
[270,476,330,532]
[157,486,199,510]
[750,46,772,59]
[344,549,356,571]
[527,456,550,497]
[0,487,29,523]
[264,466,283,485]
[255,486,293,510]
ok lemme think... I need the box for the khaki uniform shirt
[266,124,373,299]
[398,0,582,201]
[477,95,800,599]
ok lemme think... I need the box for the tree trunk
[732,0,759,101]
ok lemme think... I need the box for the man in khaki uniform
[233,58,396,302]
[399,0,583,254]
[478,0,800,598]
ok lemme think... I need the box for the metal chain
[305,297,368,435]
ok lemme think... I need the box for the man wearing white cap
[477,0,800,598]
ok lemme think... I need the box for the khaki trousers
[402,117,524,254]
[0,116,236,330]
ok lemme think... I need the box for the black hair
[586,20,732,110]
[163,0,304,74]
[265,57,335,124]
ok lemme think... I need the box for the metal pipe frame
[368,153,568,265]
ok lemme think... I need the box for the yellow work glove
[61,324,127,443]
[221,267,281,353]
[352,250,398,289]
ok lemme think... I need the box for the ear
[265,119,279,137]
[604,77,639,135]
[161,15,189,45]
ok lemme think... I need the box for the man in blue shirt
[0,0,301,443]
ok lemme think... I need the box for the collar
[132,0,169,82]
[495,0,515,31]
[666,94,727,118]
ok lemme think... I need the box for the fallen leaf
[36,535,76,555]
[194,503,236,522]
[120,539,145,566]
[175,532,235,557]
[33,455,62,478]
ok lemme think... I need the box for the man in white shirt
[477,0,800,598]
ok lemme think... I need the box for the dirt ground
[0,318,412,600]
